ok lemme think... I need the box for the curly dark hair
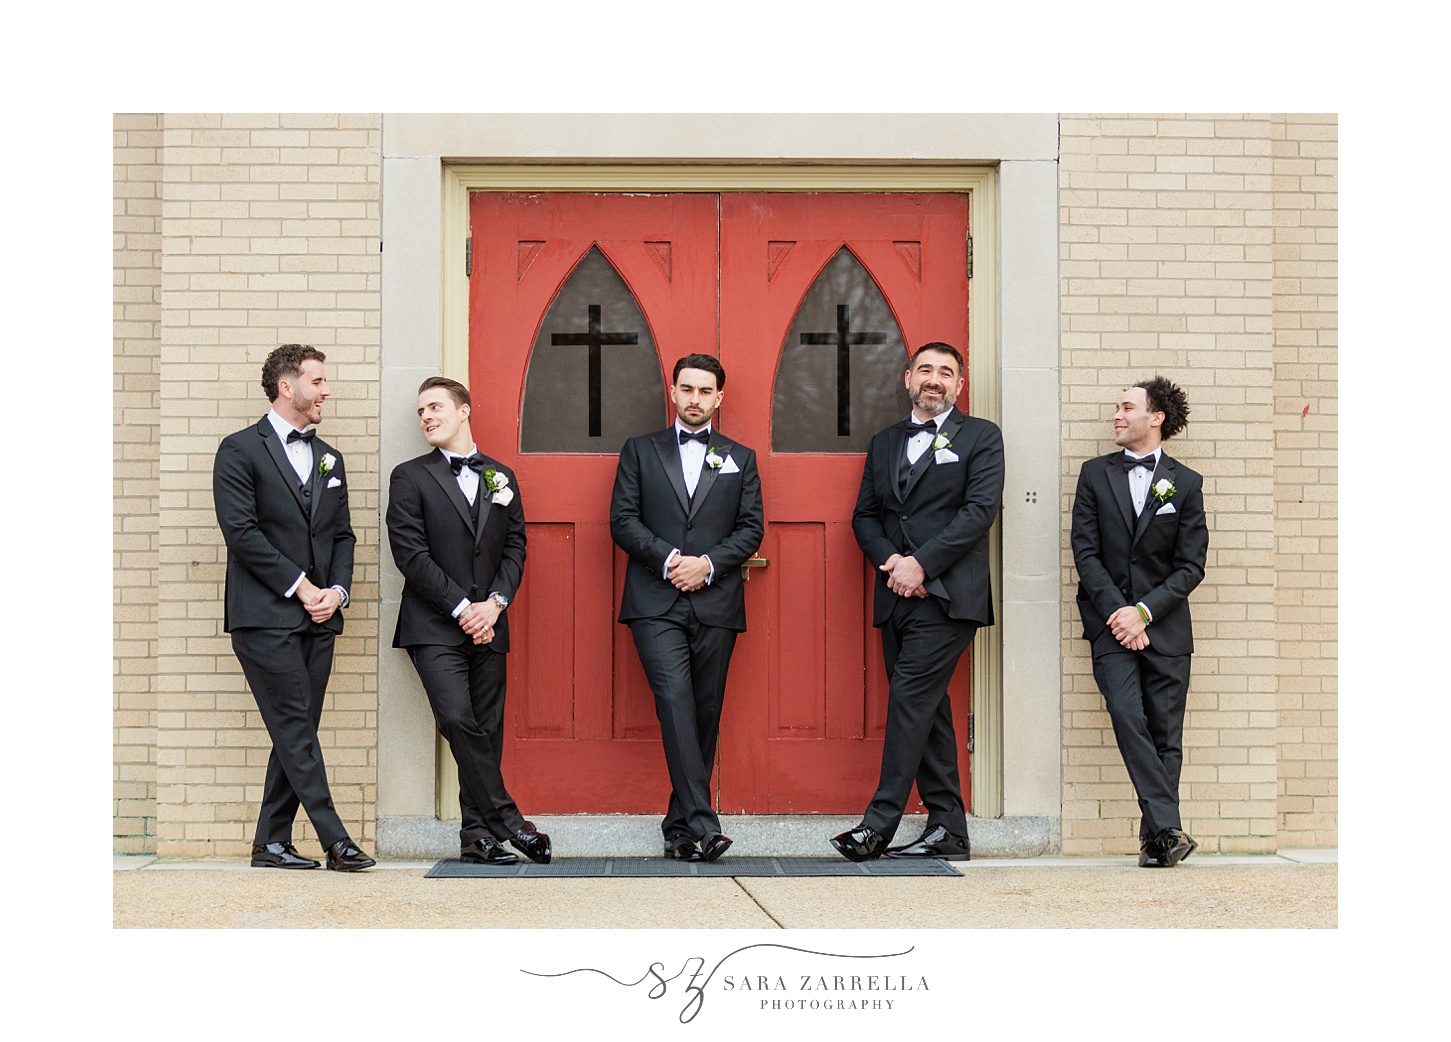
[261,344,326,402]
[1135,375,1190,441]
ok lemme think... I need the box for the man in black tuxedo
[213,344,374,871]
[1071,376,1208,867]
[386,377,552,866]
[610,354,764,862]
[832,343,1003,863]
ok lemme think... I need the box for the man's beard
[910,384,955,417]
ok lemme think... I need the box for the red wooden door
[469,192,717,809]
[716,193,972,813]
[467,191,971,815]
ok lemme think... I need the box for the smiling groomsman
[386,377,552,866]
[213,344,374,871]
[831,343,1004,863]
[1070,376,1208,867]
[610,355,764,863]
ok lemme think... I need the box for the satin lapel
[424,451,476,535]
[1132,456,1174,546]
[259,418,309,516]
[308,437,337,520]
[1105,456,1136,533]
[687,433,732,521]
[473,454,502,549]
[887,423,909,503]
[651,429,691,516]
[903,411,960,501]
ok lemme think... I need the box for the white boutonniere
[931,433,952,452]
[318,452,336,477]
[705,446,724,469]
[1151,478,1175,505]
[482,468,514,506]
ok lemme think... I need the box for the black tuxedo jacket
[609,427,765,632]
[852,408,1004,628]
[387,449,527,653]
[1070,450,1208,656]
[213,416,355,634]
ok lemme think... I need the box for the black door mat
[425,856,962,878]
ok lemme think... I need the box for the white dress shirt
[905,411,949,464]
[664,422,715,584]
[265,409,348,607]
[1125,447,1162,517]
[439,444,482,505]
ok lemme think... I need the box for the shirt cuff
[451,598,470,618]
[663,548,680,580]
[285,572,305,598]
[331,585,349,608]
[1136,601,1153,624]
[702,555,715,585]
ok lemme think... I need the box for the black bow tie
[904,420,937,435]
[1122,453,1157,472]
[286,428,315,443]
[678,428,710,444]
[449,452,487,474]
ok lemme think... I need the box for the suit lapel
[308,436,335,520]
[1105,455,1136,533]
[259,417,309,516]
[902,410,961,501]
[472,453,502,549]
[687,432,733,521]
[424,450,476,535]
[887,422,909,503]
[1132,455,1174,546]
[651,429,692,516]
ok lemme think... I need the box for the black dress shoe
[1156,828,1198,867]
[325,838,376,872]
[460,837,520,866]
[884,823,970,861]
[830,825,888,862]
[510,827,552,864]
[251,841,320,869]
[701,834,733,862]
[664,836,703,861]
[1138,836,1165,868]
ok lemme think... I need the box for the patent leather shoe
[1156,828,1198,867]
[884,823,970,861]
[250,841,319,869]
[325,838,375,872]
[510,825,552,864]
[701,834,733,862]
[664,836,703,861]
[830,824,888,862]
[460,837,520,866]
[1138,836,1165,868]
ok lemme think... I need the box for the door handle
[741,556,770,581]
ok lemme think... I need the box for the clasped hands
[667,552,711,592]
[1107,605,1151,651]
[296,578,342,624]
[457,597,502,645]
[880,554,929,599]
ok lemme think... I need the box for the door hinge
[465,236,472,277]
[967,712,975,753]
[966,235,973,280]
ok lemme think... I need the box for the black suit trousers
[629,596,736,841]
[230,625,347,849]
[864,595,977,840]
[407,642,525,844]
[1090,629,1191,838]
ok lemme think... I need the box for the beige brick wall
[154,114,382,857]
[1270,115,1337,847]
[1059,115,1282,855]
[115,114,163,853]
[1058,114,1338,854]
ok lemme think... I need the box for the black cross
[551,304,640,438]
[800,304,889,436]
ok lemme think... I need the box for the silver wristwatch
[489,592,509,609]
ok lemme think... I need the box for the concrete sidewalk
[114,849,1336,929]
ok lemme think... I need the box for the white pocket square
[327,476,342,488]
[719,455,741,475]
[935,448,960,464]
[1155,502,1175,515]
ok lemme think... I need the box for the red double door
[468,191,971,815]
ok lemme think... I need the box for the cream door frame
[437,163,1004,818]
